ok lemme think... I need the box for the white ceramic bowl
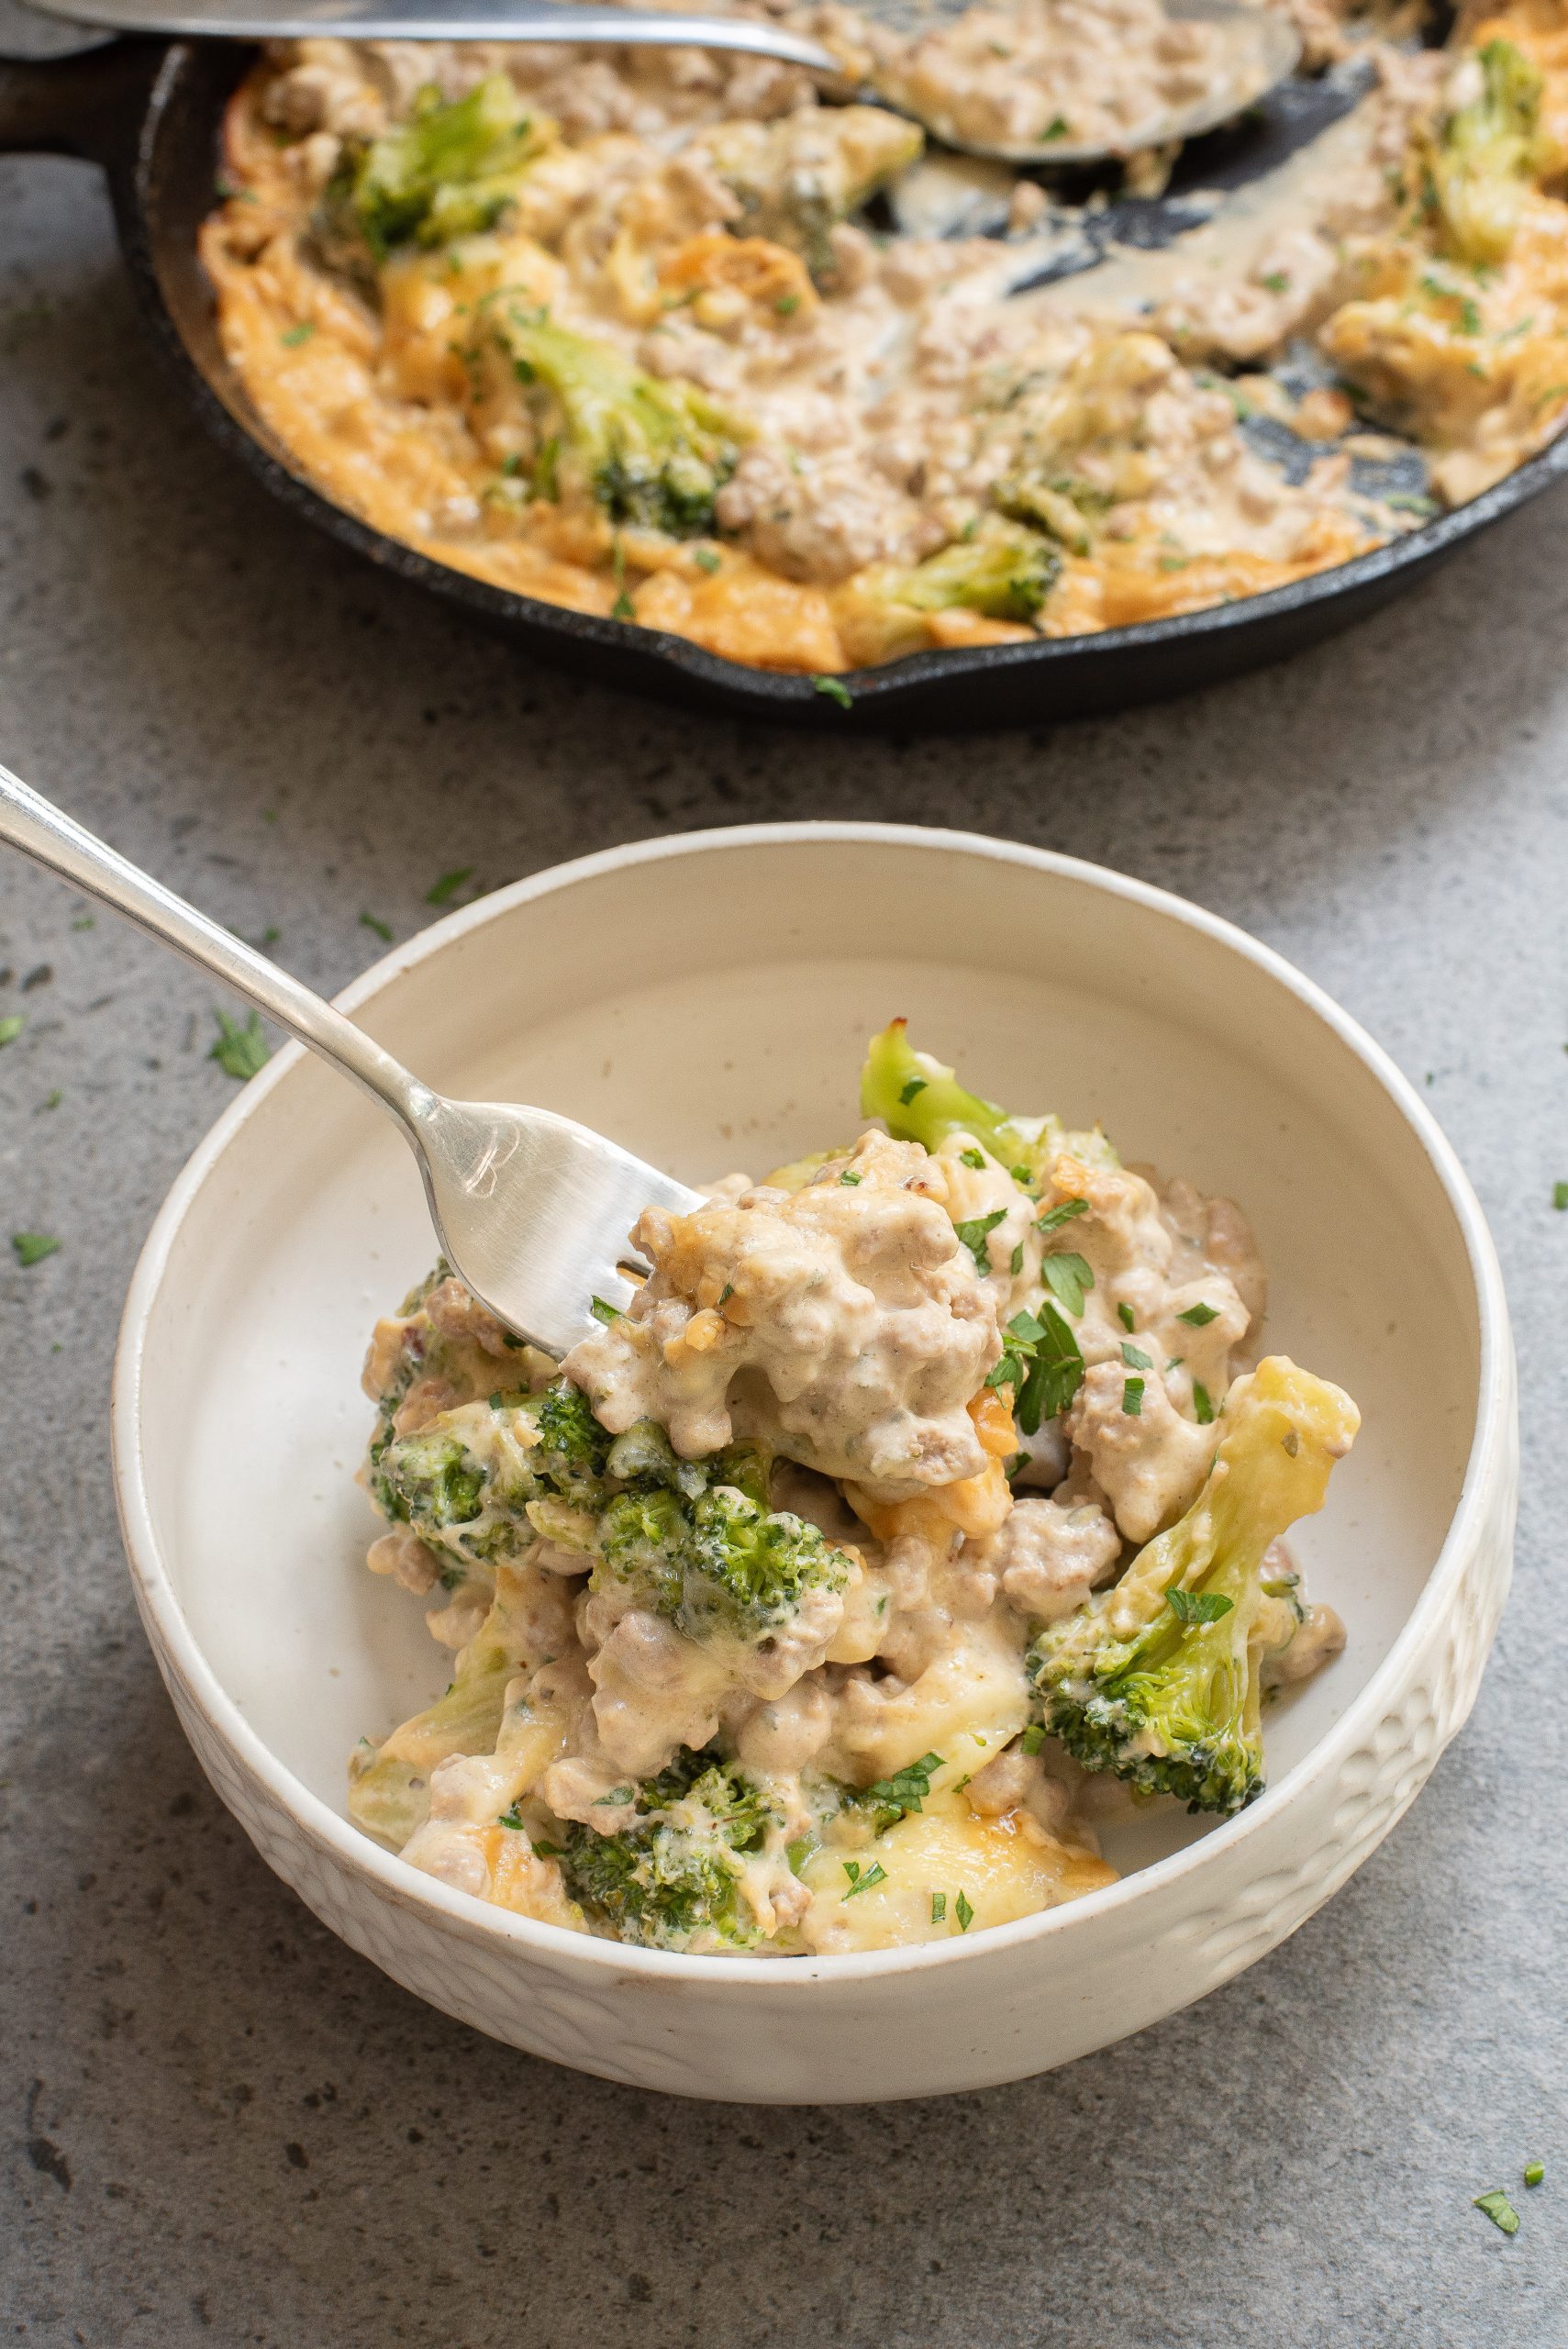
[112,825,1517,2104]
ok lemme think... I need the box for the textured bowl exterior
[112,826,1518,2103]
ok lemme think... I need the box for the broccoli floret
[596,1481,844,1646]
[884,526,1061,624]
[1429,39,1545,265]
[374,1377,613,1567]
[342,75,553,261]
[1027,1357,1361,1814]
[493,314,743,537]
[859,1019,1118,1182]
[560,1746,775,1950]
[691,107,923,286]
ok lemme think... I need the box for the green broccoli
[690,106,924,286]
[596,1480,844,1647]
[859,1019,1117,1183]
[362,1262,517,1518]
[491,313,743,537]
[343,75,552,261]
[1027,1357,1361,1814]
[882,526,1061,625]
[1429,39,1545,266]
[560,1746,776,1950]
[373,1376,612,1568]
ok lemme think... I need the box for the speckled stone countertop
[2,14,1565,2341]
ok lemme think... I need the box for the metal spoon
[24,0,1301,169]
[0,762,701,1354]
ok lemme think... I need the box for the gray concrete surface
[2,13,1565,2339]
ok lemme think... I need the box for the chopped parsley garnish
[589,1296,622,1324]
[1009,1242,1024,1276]
[954,1208,1007,1271]
[359,911,393,941]
[1554,1182,1568,1210]
[1040,115,1068,140]
[593,1784,635,1806]
[1168,1586,1234,1625]
[840,1169,862,1185]
[1037,1197,1088,1233]
[1010,1164,1032,1186]
[40,1089,61,1110]
[1120,1341,1153,1371]
[72,914,95,929]
[1261,271,1289,293]
[0,1014,23,1047]
[11,1231,61,1267]
[842,1859,888,1900]
[497,1804,527,1829]
[899,1077,928,1104]
[954,1890,974,1932]
[1473,2189,1519,2236]
[1524,2161,1545,2188]
[812,674,853,708]
[1040,1252,1094,1317]
[930,1892,947,1923]
[1177,1301,1219,1327]
[1122,1375,1145,1416]
[960,1147,986,1170]
[1192,1381,1216,1425]
[993,1303,1084,1431]
[208,1009,271,1081]
[280,320,317,347]
[717,1283,734,1305]
[861,1752,943,1825]
[1117,1302,1135,1332]
[426,866,475,906]
[611,591,635,621]
[1459,297,1482,336]
[532,1840,563,1858]
[774,293,799,317]
[693,545,722,573]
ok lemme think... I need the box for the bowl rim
[111,820,1513,1987]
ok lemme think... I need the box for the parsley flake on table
[208,1009,271,1082]
[1177,1301,1219,1326]
[1555,1182,1568,1210]
[1040,1251,1094,1317]
[842,1859,888,1899]
[0,1012,26,1049]
[812,674,853,709]
[1524,2161,1545,2188]
[426,866,475,906]
[1168,1586,1234,1625]
[1473,2189,1520,2235]
[359,911,393,941]
[12,1232,61,1267]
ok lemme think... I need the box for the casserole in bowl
[112,824,1515,2099]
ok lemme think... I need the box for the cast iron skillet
[4,32,1567,728]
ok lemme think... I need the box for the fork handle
[0,760,433,1126]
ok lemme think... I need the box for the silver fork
[0,763,700,1353]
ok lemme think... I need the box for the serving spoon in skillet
[21,0,1301,168]
[0,762,702,1354]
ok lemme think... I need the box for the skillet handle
[0,37,165,168]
